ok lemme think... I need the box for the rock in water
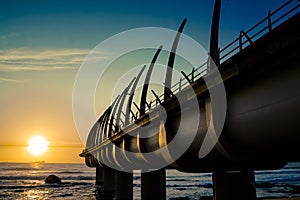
[45,175,61,184]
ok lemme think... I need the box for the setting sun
[27,136,49,156]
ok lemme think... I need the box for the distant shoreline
[0,161,85,164]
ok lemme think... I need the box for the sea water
[0,162,299,199]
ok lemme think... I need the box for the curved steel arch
[164,18,187,101]
[102,95,120,141]
[115,78,136,132]
[125,65,146,125]
[86,120,100,149]
[139,45,163,116]
[97,108,110,144]
[108,95,123,138]
[209,0,222,66]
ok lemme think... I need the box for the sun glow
[27,136,49,156]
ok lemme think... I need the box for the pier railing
[219,0,300,63]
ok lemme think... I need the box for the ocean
[0,162,299,199]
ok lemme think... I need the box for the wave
[167,178,188,182]
[53,171,83,174]
[256,182,300,188]
[0,168,89,174]
[0,175,94,181]
[256,176,300,183]
[0,167,36,171]
[255,169,300,175]
[0,182,93,190]
[166,183,213,188]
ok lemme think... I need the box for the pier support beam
[96,167,103,185]
[212,170,256,200]
[102,167,116,198]
[115,171,133,200]
[141,169,166,200]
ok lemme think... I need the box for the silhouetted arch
[140,45,163,115]
[164,18,187,101]
[108,94,123,137]
[115,78,136,132]
[209,0,222,66]
[125,65,146,124]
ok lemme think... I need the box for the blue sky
[0,0,290,50]
[0,0,297,162]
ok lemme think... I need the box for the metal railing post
[181,71,192,84]
[239,33,243,51]
[192,68,195,82]
[179,77,182,91]
[268,10,272,32]
[239,31,253,51]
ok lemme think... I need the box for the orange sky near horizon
[0,145,85,163]
[0,52,88,163]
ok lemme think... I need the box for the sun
[27,136,49,156]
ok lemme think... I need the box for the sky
[0,0,294,163]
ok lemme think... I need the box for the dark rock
[15,189,25,193]
[202,183,213,188]
[256,182,274,188]
[60,193,73,197]
[292,185,300,193]
[45,175,61,184]
[200,196,213,200]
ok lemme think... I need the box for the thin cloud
[0,48,109,72]
[0,65,75,72]
[0,77,24,83]
[0,32,20,40]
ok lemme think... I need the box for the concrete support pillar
[115,171,133,200]
[96,167,104,185]
[102,167,116,198]
[212,170,256,200]
[141,169,166,200]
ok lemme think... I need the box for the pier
[79,0,300,199]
